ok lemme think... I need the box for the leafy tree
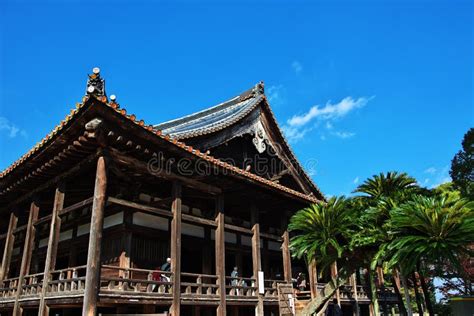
[388,195,474,315]
[450,128,474,199]
[353,171,419,315]
[288,197,362,315]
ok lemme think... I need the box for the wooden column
[251,206,264,316]
[170,181,182,316]
[215,195,226,316]
[119,211,133,278]
[82,156,108,316]
[39,185,65,316]
[308,259,318,299]
[281,230,292,283]
[13,200,40,316]
[0,212,18,281]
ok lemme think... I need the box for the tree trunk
[391,269,407,316]
[399,269,413,316]
[417,265,434,316]
[412,272,424,315]
[369,267,380,316]
[301,274,349,316]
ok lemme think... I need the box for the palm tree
[288,197,360,315]
[353,171,419,315]
[388,195,474,316]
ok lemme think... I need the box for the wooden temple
[0,69,397,315]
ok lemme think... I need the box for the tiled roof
[154,85,263,139]
[0,93,320,204]
[153,82,325,200]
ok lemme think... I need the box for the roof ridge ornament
[253,81,264,96]
[86,67,106,97]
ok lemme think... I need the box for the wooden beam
[83,156,108,316]
[108,149,222,195]
[13,200,40,316]
[108,197,172,218]
[39,185,65,316]
[215,195,226,316]
[0,212,18,281]
[2,151,99,211]
[281,230,292,283]
[251,206,264,316]
[182,213,216,227]
[224,223,252,235]
[170,181,182,316]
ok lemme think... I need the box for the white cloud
[427,165,452,188]
[267,85,284,105]
[287,96,372,127]
[292,60,303,74]
[353,176,360,184]
[424,167,437,174]
[282,125,312,142]
[282,95,373,143]
[332,131,355,139]
[0,117,27,138]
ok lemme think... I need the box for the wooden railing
[225,276,257,297]
[21,272,44,297]
[47,266,87,295]
[263,279,286,297]
[181,273,219,296]
[0,277,20,300]
[377,286,398,302]
[100,265,172,295]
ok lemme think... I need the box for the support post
[0,212,18,281]
[170,181,182,316]
[39,185,65,316]
[309,259,318,299]
[13,200,40,316]
[82,156,107,316]
[281,230,292,283]
[251,206,264,316]
[215,195,226,316]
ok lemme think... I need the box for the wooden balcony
[0,265,284,308]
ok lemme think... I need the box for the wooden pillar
[309,259,318,299]
[82,156,107,316]
[351,273,360,316]
[13,200,40,316]
[39,185,65,316]
[215,195,226,316]
[281,230,292,283]
[0,212,18,281]
[119,211,133,278]
[170,181,182,316]
[251,206,264,316]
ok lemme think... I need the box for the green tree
[450,128,474,199]
[353,171,419,315]
[288,197,361,315]
[388,195,474,316]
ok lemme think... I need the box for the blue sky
[0,0,472,196]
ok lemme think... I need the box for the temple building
[0,69,396,315]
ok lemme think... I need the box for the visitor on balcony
[230,266,240,295]
[152,257,171,291]
[296,272,307,291]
